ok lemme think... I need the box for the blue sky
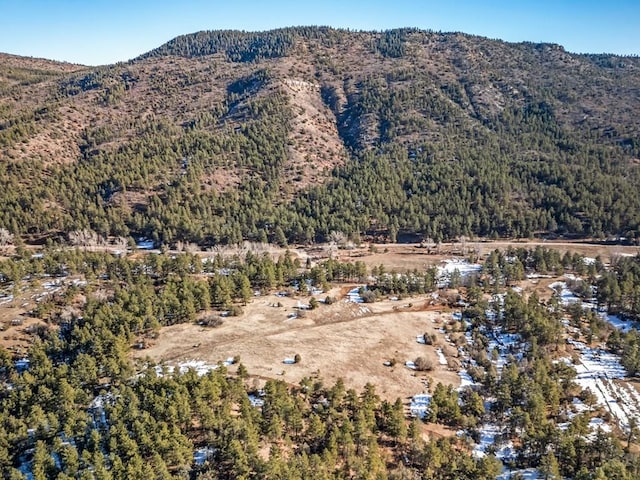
[0,0,638,65]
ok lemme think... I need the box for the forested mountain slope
[1,27,640,245]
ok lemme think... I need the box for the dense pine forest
[1,247,640,478]
[1,27,640,247]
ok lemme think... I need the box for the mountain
[1,27,639,245]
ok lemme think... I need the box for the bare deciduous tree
[0,228,14,246]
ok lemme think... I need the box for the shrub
[423,333,437,345]
[361,290,377,303]
[414,356,434,372]
[199,315,224,327]
[294,353,301,364]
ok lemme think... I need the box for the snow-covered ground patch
[569,338,640,432]
[345,286,365,303]
[603,313,637,333]
[497,468,540,480]
[194,447,215,465]
[436,259,481,287]
[154,360,222,377]
[405,361,417,370]
[136,238,155,250]
[473,423,514,460]
[0,294,13,305]
[436,348,447,365]
[409,393,431,418]
[14,358,30,373]
[248,392,265,407]
[89,393,114,429]
[486,330,524,373]
[458,369,476,389]
[549,281,580,305]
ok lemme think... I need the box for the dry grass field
[135,290,462,402]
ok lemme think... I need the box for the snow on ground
[549,281,581,305]
[409,393,431,418]
[569,338,640,432]
[603,312,637,333]
[436,348,447,365]
[18,458,34,480]
[15,358,30,372]
[496,469,540,480]
[248,393,265,408]
[345,286,365,303]
[439,259,482,276]
[437,259,481,287]
[194,447,215,465]
[473,423,514,461]
[458,369,476,389]
[154,359,234,377]
[526,273,553,279]
[485,330,524,374]
[0,294,13,305]
[136,238,155,250]
[88,393,113,429]
[405,361,417,370]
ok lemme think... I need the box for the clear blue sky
[0,0,638,65]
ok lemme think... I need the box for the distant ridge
[0,27,639,246]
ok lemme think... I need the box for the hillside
[1,27,640,246]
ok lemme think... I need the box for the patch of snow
[248,393,265,408]
[569,338,640,432]
[409,393,431,418]
[155,361,220,377]
[497,468,540,480]
[437,259,481,287]
[15,358,30,372]
[179,360,220,375]
[405,361,417,370]
[526,273,552,279]
[473,423,514,460]
[436,348,447,365]
[136,238,155,250]
[0,294,14,305]
[283,358,296,365]
[603,313,637,333]
[549,281,581,305]
[346,286,365,303]
[194,447,215,465]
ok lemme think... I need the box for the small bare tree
[414,356,434,372]
[68,229,102,247]
[0,228,14,246]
